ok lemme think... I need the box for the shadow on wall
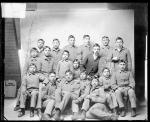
[134,25,146,101]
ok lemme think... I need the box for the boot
[30,107,34,117]
[120,107,126,117]
[113,107,118,115]
[14,105,20,111]
[18,108,25,117]
[37,108,42,119]
[131,108,136,117]
[110,113,119,120]
[53,108,61,120]
[43,113,51,120]
[72,112,79,120]
[80,110,86,120]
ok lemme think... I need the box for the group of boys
[13,35,136,120]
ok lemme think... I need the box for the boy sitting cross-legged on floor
[79,77,118,120]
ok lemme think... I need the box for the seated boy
[71,70,90,120]
[112,60,136,117]
[41,72,58,120]
[53,70,81,120]
[18,63,47,117]
[72,59,81,79]
[99,67,118,114]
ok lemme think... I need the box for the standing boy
[62,35,78,61]
[81,43,100,77]
[72,59,81,79]
[51,39,62,72]
[98,36,113,76]
[39,46,54,78]
[37,39,45,57]
[56,50,73,79]
[77,35,93,64]
[110,37,132,72]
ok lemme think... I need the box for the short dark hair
[80,70,87,74]
[63,50,70,55]
[102,36,109,40]
[116,37,124,43]
[53,38,60,44]
[38,39,45,43]
[43,46,51,51]
[83,35,90,39]
[65,70,73,75]
[68,35,75,40]
[102,67,110,73]
[118,59,126,64]
[93,43,100,48]
[49,72,56,76]
[91,77,99,83]
[73,59,80,64]
[30,47,38,53]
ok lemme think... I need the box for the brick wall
[4,18,21,88]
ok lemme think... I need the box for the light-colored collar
[52,48,60,52]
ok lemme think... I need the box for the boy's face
[37,40,44,49]
[102,37,109,46]
[91,79,99,88]
[49,73,56,83]
[62,52,69,60]
[68,37,75,46]
[119,62,126,71]
[83,37,90,45]
[73,62,79,69]
[80,72,87,80]
[53,40,60,49]
[29,65,36,73]
[115,39,123,49]
[93,46,100,55]
[65,72,73,82]
[31,51,38,58]
[44,48,51,56]
[103,69,110,78]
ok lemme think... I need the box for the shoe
[80,110,86,120]
[43,113,51,120]
[72,112,79,120]
[30,109,34,117]
[120,108,126,117]
[110,114,119,120]
[131,108,136,117]
[37,108,42,119]
[113,108,118,115]
[14,106,20,111]
[53,108,61,120]
[18,108,25,117]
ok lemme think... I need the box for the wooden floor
[3,98,147,120]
